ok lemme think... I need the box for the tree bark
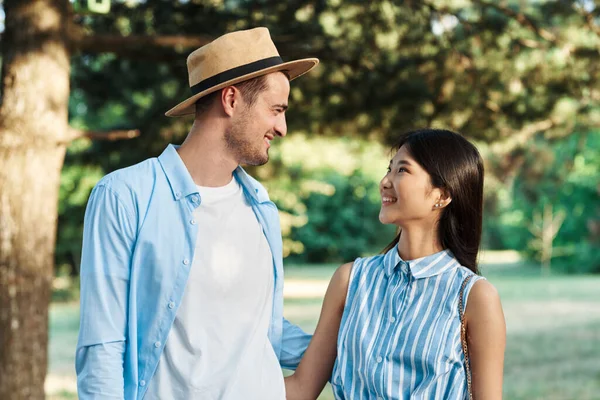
[0,0,71,398]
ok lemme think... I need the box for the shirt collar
[383,244,459,279]
[158,144,268,203]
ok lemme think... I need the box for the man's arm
[76,184,136,399]
[279,317,312,370]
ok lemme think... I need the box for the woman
[285,129,506,400]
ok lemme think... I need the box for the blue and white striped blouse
[331,245,483,400]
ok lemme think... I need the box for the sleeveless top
[331,245,484,399]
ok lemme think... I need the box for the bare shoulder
[325,262,354,309]
[334,262,353,283]
[465,279,504,323]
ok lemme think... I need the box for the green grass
[47,259,600,399]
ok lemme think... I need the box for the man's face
[224,72,290,166]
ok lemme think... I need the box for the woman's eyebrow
[391,159,412,167]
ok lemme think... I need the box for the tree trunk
[0,0,70,398]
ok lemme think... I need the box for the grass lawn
[47,253,600,399]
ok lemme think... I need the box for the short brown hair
[194,74,268,117]
[194,71,290,117]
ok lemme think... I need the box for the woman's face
[379,145,445,226]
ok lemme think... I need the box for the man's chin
[242,153,269,166]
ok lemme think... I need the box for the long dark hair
[382,129,484,273]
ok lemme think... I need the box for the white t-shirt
[145,177,285,400]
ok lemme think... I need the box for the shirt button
[139,380,146,387]
[390,316,396,323]
[190,219,196,225]
[168,302,175,309]
[175,192,181,199]
[376,356,383,363]
[154,341,161,348]
[183,259,190,265]
[191,195,199,203]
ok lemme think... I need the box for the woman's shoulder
[331,254,386,291]
[351,253,387,271]
[332,262,354,287]
[467,279,501,309]
[456,264,502,324]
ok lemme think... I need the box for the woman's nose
[380,175,391,189]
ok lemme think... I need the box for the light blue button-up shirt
[76,144,311,399]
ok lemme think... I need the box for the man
[76,27,319,400]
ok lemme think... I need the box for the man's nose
[275,115,287,137]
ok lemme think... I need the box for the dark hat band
[190,56,283,95]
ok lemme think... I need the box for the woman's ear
[434,188,452,209]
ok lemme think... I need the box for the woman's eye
[386,167,391,173]
[398,167,407,173]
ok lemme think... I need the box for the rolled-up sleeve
[76,184,136,398]
[279,317,312,370]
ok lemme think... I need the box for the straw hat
[165,27,319,117]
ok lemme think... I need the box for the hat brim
[165,58,319,117]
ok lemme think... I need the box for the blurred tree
[0,0,136,397]
[68,0,600,152]
[483,130,600,273]
[529,203,566,273]
[0,1,71,397]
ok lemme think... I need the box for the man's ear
[221,86,242,117]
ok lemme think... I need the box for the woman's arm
[285,262,352,400]
[465,279,506,400]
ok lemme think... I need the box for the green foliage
[53,0,600,273]
[260,134,396,262]
[56,138,104,277]
[289,169,396,263]
[483,130,600,273]
[69,0,600,144]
